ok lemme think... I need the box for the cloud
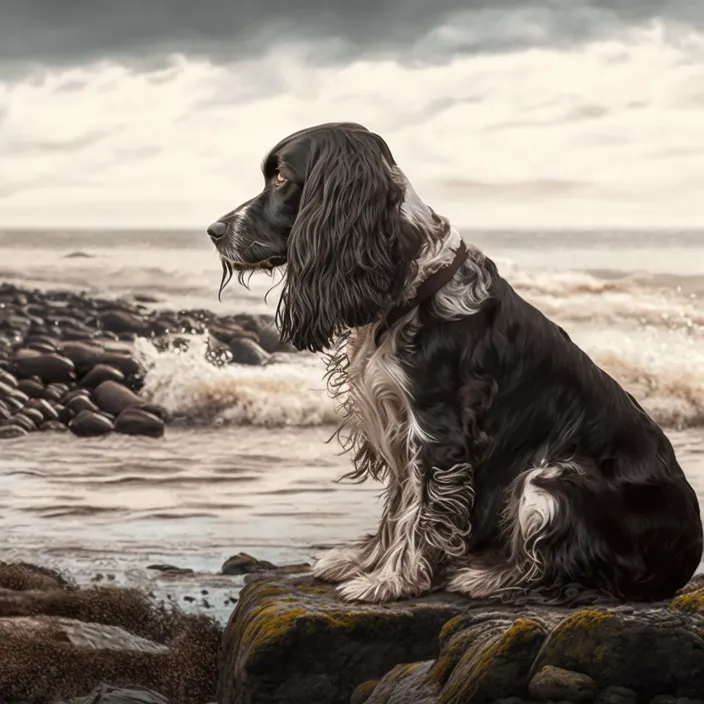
[2,0,704,76]
[1,9,704,228]
[2,128,112,155]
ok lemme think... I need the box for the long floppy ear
[276,129,407,353]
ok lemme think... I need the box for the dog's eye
[273,171,288,187]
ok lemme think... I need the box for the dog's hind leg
[446,463,574,599]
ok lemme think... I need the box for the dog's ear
[276,129,406,352]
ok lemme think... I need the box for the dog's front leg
[337,462,475,603]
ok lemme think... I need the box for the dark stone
[530,608,704,699]
[67,684,169,704]
[17,378,44,398]
[217,575,471,704]
[220,553,277,576]
[68,410,114,437]
[146,564,194,575]
[0,369,17,387]
[40,420,69,432]
[25,397,60,421]
[596,686,638,704]
[60,341,104,374]
[228,338,269,366]
[68,394,101,414]
[81,363,126,388]
[14,351,76,383]
[98,310,149,336]
[21,407,45,426]
[114,407,165,438]
[528,665,598,703]
[7,413,36,432]
[42,382,71,402]
[0,425,28,439]
[93,380,143,416]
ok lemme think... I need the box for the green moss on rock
[531,608,704,699]
[217,575,469,704]
[671,587,704,615]
[438,618,547,704]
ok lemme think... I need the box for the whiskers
[218,259,234,302]
[217,256,286,303]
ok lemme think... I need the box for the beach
[1,228,703,622]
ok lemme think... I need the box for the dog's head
[207,122,421,353]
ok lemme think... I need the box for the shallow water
[1,227,703,620]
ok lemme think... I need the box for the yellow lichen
[243,606,307,654]
[429,629,476,686]
[438,615,466,645]
[296,586,330,595]
[350,679,378,704]
[671,588,704,614]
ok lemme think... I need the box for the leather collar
[375,239,469,343]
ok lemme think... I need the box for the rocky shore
[2,560,704,703]
[220,574,704,704]
[0,283,295,441]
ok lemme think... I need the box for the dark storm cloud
[1,0,703,76]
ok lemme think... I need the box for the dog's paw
[337,572,428,604]
[312,546,364,583]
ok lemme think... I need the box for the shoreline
[2,559,703,703]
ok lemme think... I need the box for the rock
[14,351,77,383]
[93,380,142,416]
[99,310,150,336]
[61,341,105,374]
[216,575,471,704]
[7,412,36,432]
[146,565,194,576]
[17,377,44,397]
[528,665,598,703]
[220,553,277,576]
[0,561,221,703]
[218,576,704,704]
[530,608,704,699]
[0,369,18,387]
[69,410,114,437]
[0,561,68,590]
[0,424,28,439]
[68,394,101,414]
[228,337,270,365]
[81,363,126,389]
[115,407,165,438]
[25,397,60,421]
[597,686,638,704]
[68,684,169,703]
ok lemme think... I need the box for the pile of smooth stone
[0,283,293,441]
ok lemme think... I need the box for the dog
[207,121,703,605]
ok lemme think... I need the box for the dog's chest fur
[345,323,426,479]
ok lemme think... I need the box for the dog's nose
[207,221,228,241]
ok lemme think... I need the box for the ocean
[1,228,703,616]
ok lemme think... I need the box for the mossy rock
[350,679,380,704]
[438,617,548,704]
[365,661,438,704]
[0,563,221,704]
[531,608,704,699]
[216,575,470,704]
[671,587,704,616]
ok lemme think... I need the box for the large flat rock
[218,574,704,704]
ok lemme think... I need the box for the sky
[1,1,704,229]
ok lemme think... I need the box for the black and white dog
[207,122,703,605]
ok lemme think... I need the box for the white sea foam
[133,337,338,428]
